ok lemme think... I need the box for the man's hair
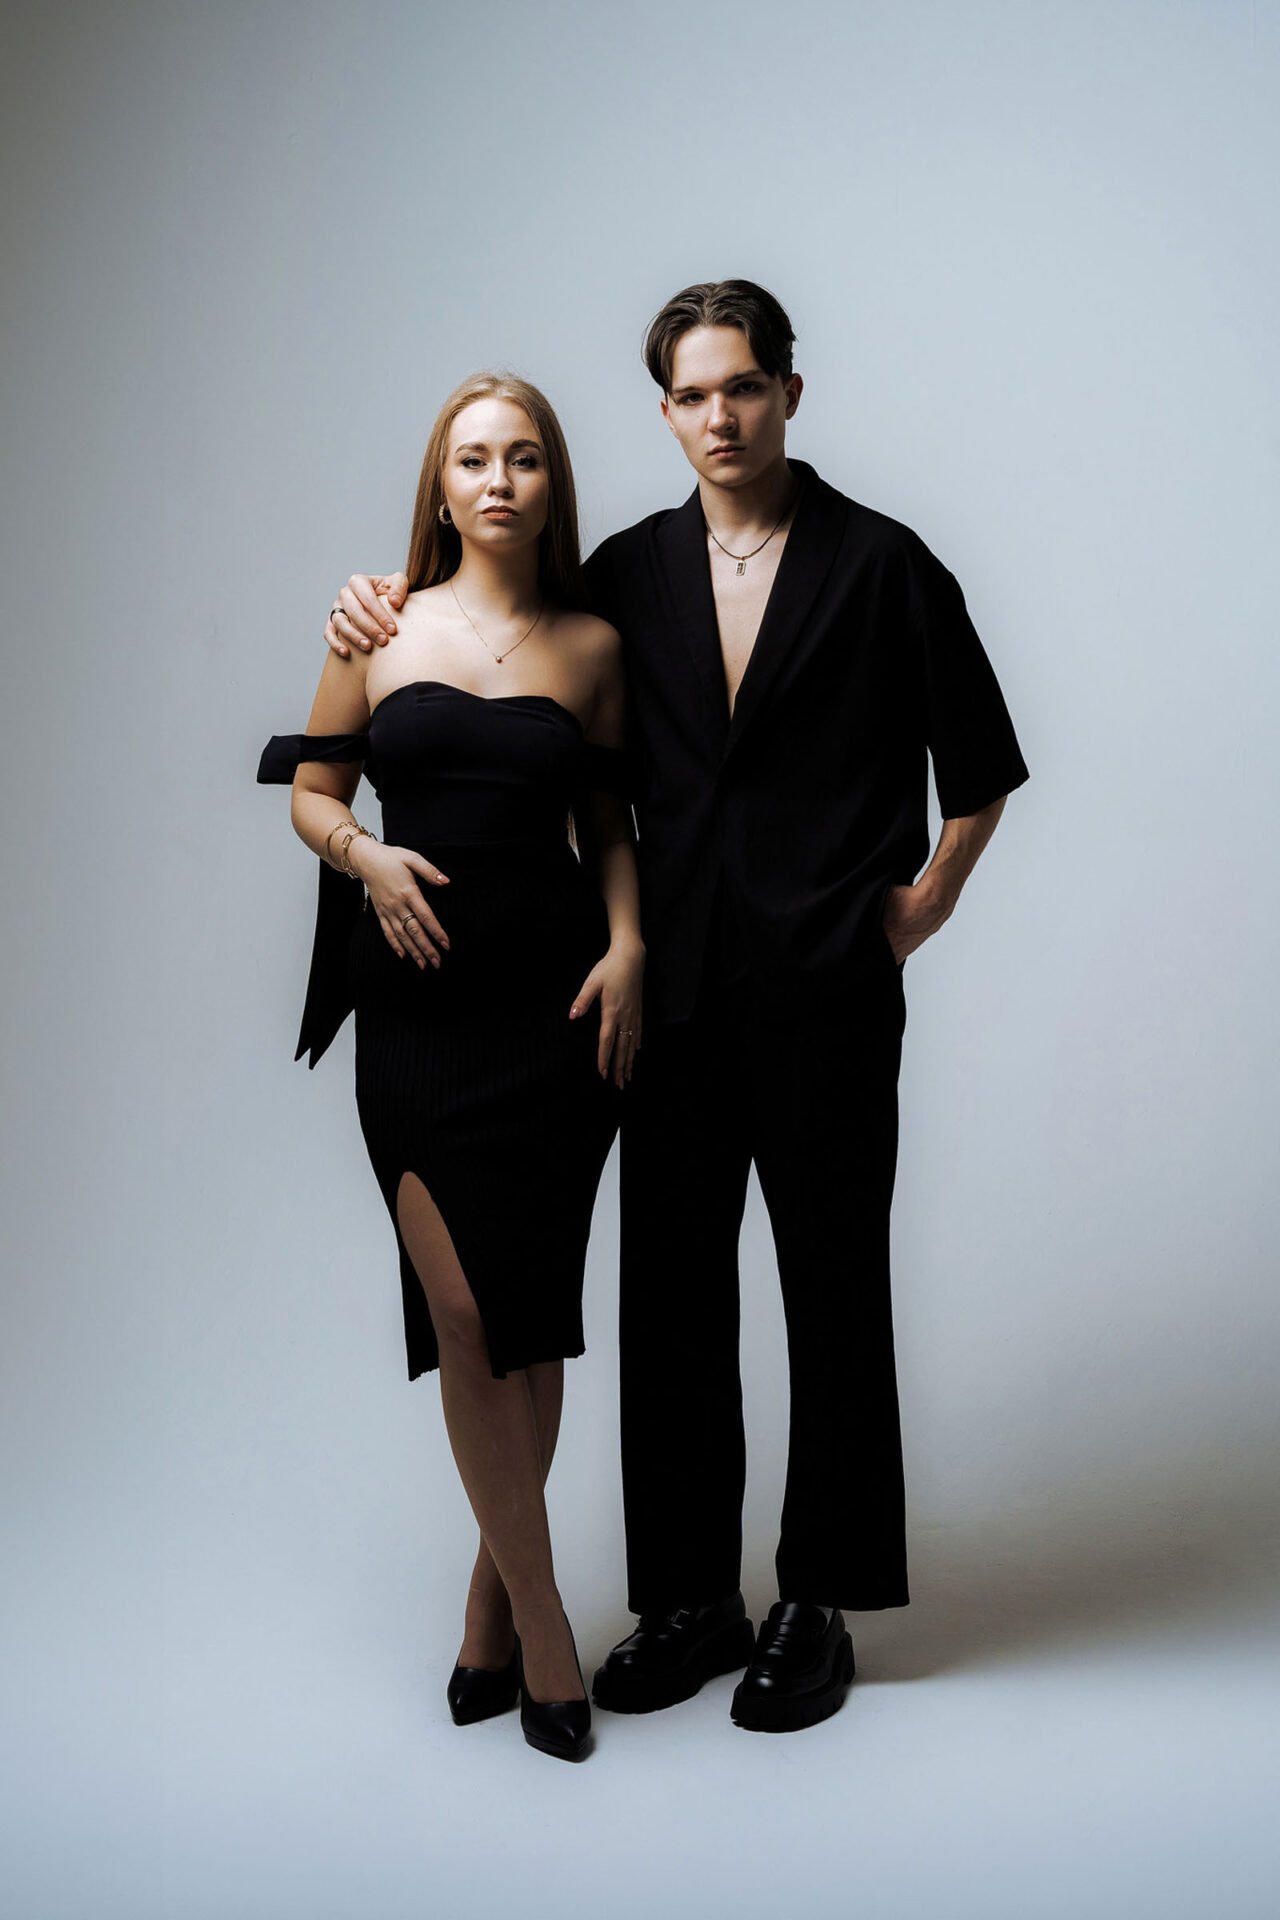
[642,279,796,393]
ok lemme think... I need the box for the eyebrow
[455,438,543,453]
[668,369,767,395]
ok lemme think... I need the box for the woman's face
[441,396,550,554]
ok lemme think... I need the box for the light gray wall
[2,3,1277,1916]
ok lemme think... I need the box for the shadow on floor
[737,1450,1280,1684]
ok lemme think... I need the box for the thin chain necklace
[704,480,803,575]
[449,576,543,664]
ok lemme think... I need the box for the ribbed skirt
[347,839,622,1380]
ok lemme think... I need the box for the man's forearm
[916,795,1007,916]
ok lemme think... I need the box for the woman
[257,373,643,1762]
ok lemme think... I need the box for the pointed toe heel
[446,1648,520,1726]
[516,1631,592,1762]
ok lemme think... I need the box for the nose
[486,465,514,497]
[708,394,735,433]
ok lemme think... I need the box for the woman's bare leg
[397,1172,582,1702]
[460,1360,564,1666]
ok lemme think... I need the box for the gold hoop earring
[438,504,452,525]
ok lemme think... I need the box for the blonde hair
[404,371,584,605]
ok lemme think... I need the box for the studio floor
[15,1490,1277,1920]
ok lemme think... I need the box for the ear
[783,373,804,420]
[660,396,677,436]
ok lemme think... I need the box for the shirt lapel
[720,460,849,764]
[652,460,850,765]
[654,482,732,744]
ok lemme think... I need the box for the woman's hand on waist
[349,838,452,971]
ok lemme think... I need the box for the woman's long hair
[404,371,585,607]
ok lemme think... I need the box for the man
[322,279,1029,1733]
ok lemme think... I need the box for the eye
[514,454,542,468]
[735,381,760,394]
[678,393,702,405]
[460,456,484,468]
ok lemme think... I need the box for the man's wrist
[913,868,958,923]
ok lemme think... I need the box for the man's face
[660,325,802,490]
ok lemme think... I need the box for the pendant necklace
[449,577,542,663]
[704,482,803,575]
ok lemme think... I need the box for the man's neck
[697,453,800,544]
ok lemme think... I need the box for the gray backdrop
[3,2,1277,1916]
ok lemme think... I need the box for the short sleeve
[904,535,1030,818]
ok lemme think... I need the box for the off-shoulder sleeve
[578,740,634,799]
[256,731,369,783]
[572,739,637,849]
[257,729,371,1070]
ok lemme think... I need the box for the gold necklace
[448,577,543,664]
[704,481,803,576]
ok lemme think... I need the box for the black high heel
[515,1624,592,1762]
[446,1646,520,1726]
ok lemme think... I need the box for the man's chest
[707,540,787,719]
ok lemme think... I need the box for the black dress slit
[257,681,631,1380]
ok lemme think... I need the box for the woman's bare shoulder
[306,636,374,734]
[551,607,622,664]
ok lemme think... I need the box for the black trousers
[617,883,910,1613]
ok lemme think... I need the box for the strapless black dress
[258,680,631,1380]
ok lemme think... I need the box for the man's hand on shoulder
[325,572,410,657]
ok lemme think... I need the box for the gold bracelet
[325,818,358,866]
[338,822,377,878]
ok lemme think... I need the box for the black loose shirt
[582,457,1029,1025]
